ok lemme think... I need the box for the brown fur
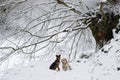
[61,58,71,71]
[49,55,61,71]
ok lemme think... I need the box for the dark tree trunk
[89,12,119,48]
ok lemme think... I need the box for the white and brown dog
[61,58,71,71]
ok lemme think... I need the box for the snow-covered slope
[2,60,92,80]
[2,32,120,80]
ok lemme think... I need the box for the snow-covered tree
[0,0,120,65]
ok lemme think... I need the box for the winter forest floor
[1,59,120,80]
[0,33,120,80]
[0,32,120,80]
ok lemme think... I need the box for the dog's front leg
[57,67,60,71]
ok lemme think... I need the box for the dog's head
[61,58,68,64]
[56,55,61,60]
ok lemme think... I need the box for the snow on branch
[0,0,98,63]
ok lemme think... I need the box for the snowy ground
[2,60,91,80]
[1,31,120,80]
[1,58,120,80]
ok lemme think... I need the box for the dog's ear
[56,55,58,57]
[58,55,61,57]
[56,55,61,57]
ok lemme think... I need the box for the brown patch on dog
[49,55,61,71]
[61,58,71,71]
